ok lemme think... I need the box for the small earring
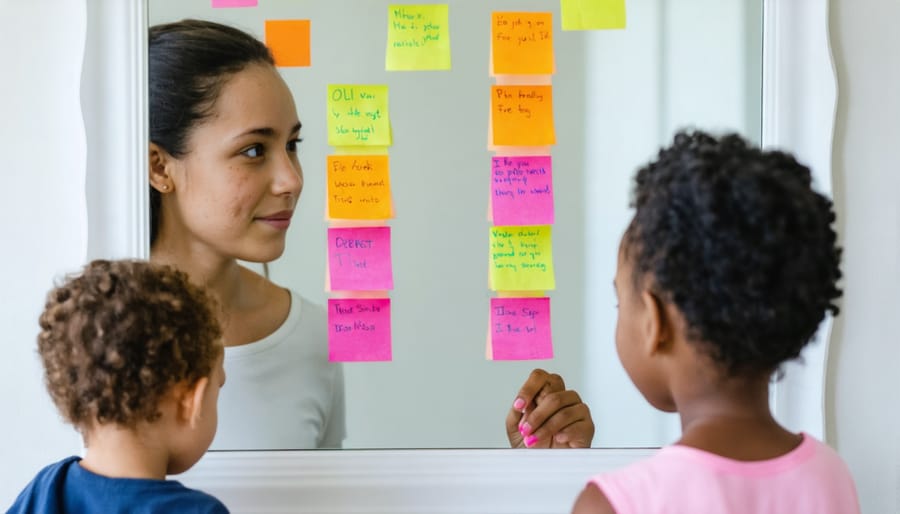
[160,184,168,191]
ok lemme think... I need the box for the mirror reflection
[148,0,763,450]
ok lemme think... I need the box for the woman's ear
[149,142,176,193]
[639,289,671,356]
[177,377,210,429]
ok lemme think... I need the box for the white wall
[827,0,900,512]
[0,0,87,506]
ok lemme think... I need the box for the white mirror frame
[83,0,835,511]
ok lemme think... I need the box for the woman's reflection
[147,19,594,450]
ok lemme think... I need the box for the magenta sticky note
[212,0,258,7]
[491,156,555,226]
[328,298,392,362]
[327,226,393,291]
[490,297,553,360]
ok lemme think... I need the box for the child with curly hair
[572,131,860,513]
[7,260,228,513]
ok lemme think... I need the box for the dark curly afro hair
[624,130,842,376]
[37,259,222,429]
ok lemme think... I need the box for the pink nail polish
[524,435,538,447]
[513,398,525,410]
[520,422,532,437]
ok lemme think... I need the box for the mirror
[147,0,763,449]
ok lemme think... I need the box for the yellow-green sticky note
[386,4,451,71]
[327,85,393,147]
[489,225,556,291]
[561,0,626,31]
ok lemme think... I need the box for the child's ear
[149,142,176,193]
[177,377,210,429]
[639,289,671,356]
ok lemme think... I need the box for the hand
[506,369,595,448]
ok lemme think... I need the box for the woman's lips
[256,210,293,230]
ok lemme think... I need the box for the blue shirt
[7,456,228,514]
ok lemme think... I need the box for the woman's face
[163,63,303,263]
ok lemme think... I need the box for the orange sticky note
[265,20,311,67]
[492,12,554,75]
[491,85,556,147]
[327,155,393,220]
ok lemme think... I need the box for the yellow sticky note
[386,4,451,71]
[489,225,555,291]
[492,12,554,75]
[265,20,311,67]
[327,155,394,220]
[561,0,626,30]
[491,85,556,147]
[327,85,392,147]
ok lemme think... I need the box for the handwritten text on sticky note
[492,156,554,226]
[328,226,393,291]
[491,85,555,147]
[386,4,451,70]
[492,12,554,75]
[265,20,311,67]
[328,298,392,362]
[327,85,392,147]
[489,225,555,291]
[327,155,393,220]
[561,0,626,31]
[490,297,553,360]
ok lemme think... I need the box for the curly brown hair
[37,259,222,429]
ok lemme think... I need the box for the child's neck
[79,424,171,480]
[675,372,801,460]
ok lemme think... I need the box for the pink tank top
[590,433,859,514]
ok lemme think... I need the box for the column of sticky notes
[487,12,557,361]
[325,85,394,362]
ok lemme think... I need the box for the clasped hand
[506,369,595,448]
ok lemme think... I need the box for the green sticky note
[489,225,556,291]
[327,85,393,147]
[561,0,626,31]
[386,4,451,71]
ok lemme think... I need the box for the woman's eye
[241,144,264,158]
[287,138,303,153]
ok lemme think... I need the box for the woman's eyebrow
[233,121,302,140]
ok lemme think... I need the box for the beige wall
[828,0,900,512]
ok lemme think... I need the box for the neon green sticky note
[327,85,392,147]
[561,0,626,31]
[489,225,555,291]
[386,4,451,71]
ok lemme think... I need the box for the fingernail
[513,398,526,410]
[524,435,538,447]
[520,423,532,437]
[554,433,569,444]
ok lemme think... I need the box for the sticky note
[386,4,451,71]
[491,85,555,147]
[328,298,392,362]
[489,297,553,360]
[491,156,554,226]
[327,85,392,147]
[265,20,311,67]
[327,155,393,220]
[491,12,554,75]
[212,0,257,7]
[489,225,555,291]
[561,0,626,31]
[328,226,393,291]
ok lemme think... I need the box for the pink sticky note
[328,298,392,362]
[491,156,555,226]
[327,226,393,291]
[490,297,553,360]
[212,0,258,7]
